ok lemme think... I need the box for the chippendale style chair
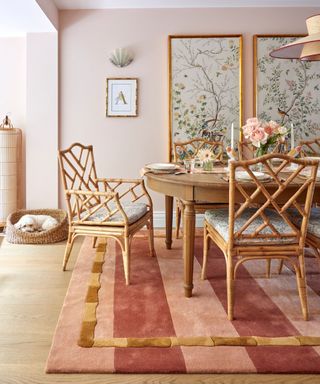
[275,137,320,272]
[237,140,255,160]
[277,207,320,275]
[300,137,320,156]
[58,143,155,285]
[173,138,225,238]
[304,212,320,266]
[201,154,318,321]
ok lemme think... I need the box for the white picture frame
[106,78,138,117]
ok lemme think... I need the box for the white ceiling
[0,0,317,38]
[0,0,55,37]
[52,0,320,9]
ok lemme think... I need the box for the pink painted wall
[0,37,26,209]
[59,7,320,212]
[26,32,58,209]
[0,34,58,212]
[0,38,26,129]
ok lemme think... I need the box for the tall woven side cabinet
[0,117,22,227]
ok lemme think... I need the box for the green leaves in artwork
[171,37,241,141]
[257,38,320,141]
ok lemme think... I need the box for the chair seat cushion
[289,207,320,238]
[205,208,296,244]
[78,201,148,225]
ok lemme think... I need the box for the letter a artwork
[115,91,127,105]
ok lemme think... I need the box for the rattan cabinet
[0,126,22,227]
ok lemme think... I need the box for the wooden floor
[0,235,319,384]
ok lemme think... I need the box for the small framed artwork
[254,35,320,142]
[106,78,138,117]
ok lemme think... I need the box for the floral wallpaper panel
[255,35,320,143]
[169,36,242,158]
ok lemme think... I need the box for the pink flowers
[251,127,268,147]
[242,118,287,149]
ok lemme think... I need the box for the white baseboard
[153,211,204,228]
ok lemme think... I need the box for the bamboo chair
[275,137,320,273]
[279,138,320,268]
[237,140,255,160]
[201,153,318,321]
[304,217,320,266]
[278,208,320,273]
[58,143,155,285]
[300,137,320,156]
[173,138,225,239]
[238,140,290,277]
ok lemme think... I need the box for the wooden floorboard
[0,234,319,383]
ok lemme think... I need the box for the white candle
[290,123,294,149]
[230,122,234,149]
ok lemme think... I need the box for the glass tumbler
[183,159,195,173]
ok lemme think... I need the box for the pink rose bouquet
[242,117,287,157]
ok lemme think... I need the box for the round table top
[145,170,229,188]
[145,168,320,204]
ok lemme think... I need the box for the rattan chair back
[173,138,224,163]
[300,137,320,156]
[58,142,98,193]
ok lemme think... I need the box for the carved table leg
[183,201,195,297]
[165,195,173,250]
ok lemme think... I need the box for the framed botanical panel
[106,78,138,117]
[254,35,320,142]
[168,35,243,160]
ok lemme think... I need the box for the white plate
[236,171,270,181]
[146,163,178,171]
[300,169,320,179]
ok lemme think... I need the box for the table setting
[141,115,320,185]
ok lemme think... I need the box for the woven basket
[5,209,68,244]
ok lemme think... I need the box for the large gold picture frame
[168,35,243,160]
[253,35,320,142]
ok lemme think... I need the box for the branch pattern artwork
[255,36,320,141]
[169,35,242,156]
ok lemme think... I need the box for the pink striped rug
[46,235,320,373]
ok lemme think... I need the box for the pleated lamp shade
[270,14,320,61]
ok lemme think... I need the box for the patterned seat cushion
[78,201,148,225]
[289,207,320,238]
[205,208,297,244]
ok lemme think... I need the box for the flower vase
[254,146,268,172]
[203,160,213,172]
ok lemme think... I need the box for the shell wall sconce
[109,48,134,67]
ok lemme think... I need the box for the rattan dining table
[145,168,320,298]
